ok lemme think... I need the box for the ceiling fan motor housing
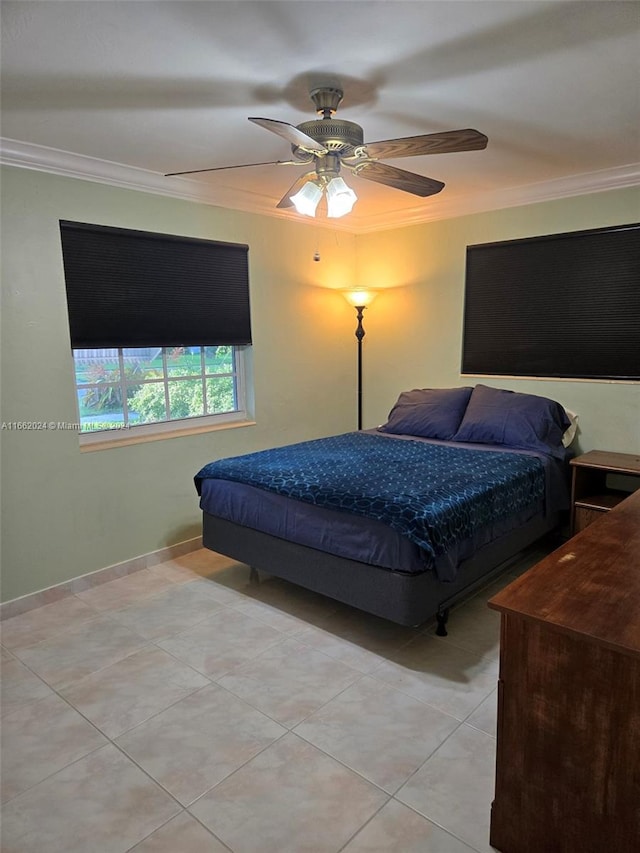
[293,119,364,157]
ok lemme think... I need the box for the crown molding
[0,136,292,218]
[0,137,356,233]
[2,137,638,235]
[350,164,640,233]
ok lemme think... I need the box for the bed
[195,384,573,633]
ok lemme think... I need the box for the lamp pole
[354,305,366,431]
[341,289,377,432]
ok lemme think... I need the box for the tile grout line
[3,664,233,849]
[391,722,498,853]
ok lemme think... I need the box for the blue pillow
[380,387,473,440]
[453,384,571,458]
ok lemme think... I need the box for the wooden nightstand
[570,450,640,535]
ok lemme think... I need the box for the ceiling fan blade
[276,172,317,208]
[165,160,297,177]
[355,162,445,197]
[249,117,327,153]
[362,129,488,160]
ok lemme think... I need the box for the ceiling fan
[165,87,488,218]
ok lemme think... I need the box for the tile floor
[0,543,551,852]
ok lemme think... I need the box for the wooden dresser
[489,488,640,853]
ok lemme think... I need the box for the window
[73,345,247,435]
[59,221,253,442]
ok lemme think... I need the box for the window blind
[60,221,251,348]
[462,223,640,380]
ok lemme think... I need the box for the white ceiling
[1,1,639,233]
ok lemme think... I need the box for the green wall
[1,166,638,603]
[356,188,640,454]
[0,168,357,602]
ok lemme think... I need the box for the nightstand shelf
[570,450,640,535]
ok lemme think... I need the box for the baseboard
[0,536,203,621]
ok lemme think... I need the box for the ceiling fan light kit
[167,86,488,219]
[289,180,323,216]
[287,150,359,218]
[325,177,357,218]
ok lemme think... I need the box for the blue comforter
[195,432,545,561]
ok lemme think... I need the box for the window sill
[79,417,256,452]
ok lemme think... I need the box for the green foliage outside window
[129,376,235,423]
[76,346,238,429]
[82,363,143,413]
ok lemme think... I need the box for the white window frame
[75,346,252,449]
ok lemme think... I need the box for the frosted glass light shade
[342,289,378,308]
[326,177,357,218]
[290,181,322,216]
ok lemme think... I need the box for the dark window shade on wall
[60,221,251,348]
[462,223,640,380]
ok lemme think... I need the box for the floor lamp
[342,289,378,430]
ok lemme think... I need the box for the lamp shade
[342,288,378,308]
[326,177,358,218]
[290,181,323,217]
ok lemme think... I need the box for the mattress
[197,432,569,582]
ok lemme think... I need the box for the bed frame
[202,509,561,633]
